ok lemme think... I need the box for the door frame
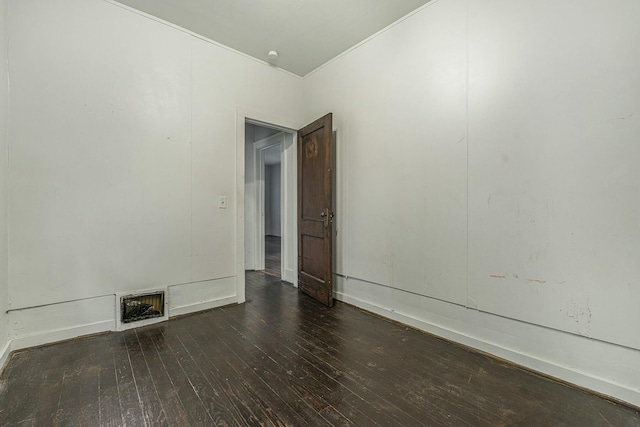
[235,107,305,303]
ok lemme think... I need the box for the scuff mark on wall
[527,279,546,284]
[565,297,592,336]
[490,275,506,279]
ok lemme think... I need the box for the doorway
[243,121,297,285]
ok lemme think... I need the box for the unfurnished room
[0,0,639,425]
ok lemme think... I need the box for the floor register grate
[120,291,165,324]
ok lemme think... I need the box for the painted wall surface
[265,163,281,237]
[189,39,301,281]
[467,0,640,350]
[0,0,9,359]
[306,0,469,305]
[304,0,640,405]
[9,0,189,309]
[6,0,302,341]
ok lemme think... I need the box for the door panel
[301,235,325,280]
[298,113,333,307]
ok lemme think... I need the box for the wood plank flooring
[264,235,281,279]
[1,271,639,426]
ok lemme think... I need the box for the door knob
[320,209,329,227]
[320,209,335,227]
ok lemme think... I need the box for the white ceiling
[114,0,432,77]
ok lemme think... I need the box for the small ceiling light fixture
[267,50,278,61]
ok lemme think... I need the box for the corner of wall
[0,0,10,373]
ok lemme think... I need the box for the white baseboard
[10,320,114,351]
[334,275,640,408]
[8,294,116,350]
[6,276,239,352]
[168,277,237,317]
[169,295,238,318]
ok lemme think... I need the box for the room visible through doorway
[263,143,281,278]
[244,121,296,283]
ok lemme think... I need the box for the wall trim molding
[334,287,640,408]
[169,295,238,318]
[10,320,114,351]
[7,294,239,352]
[6,276,239,353]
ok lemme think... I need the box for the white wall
[0,0,9,365]
[265,162,281,237]
[304,0,640,406]
[6,0,302,348]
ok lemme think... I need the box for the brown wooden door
[298,113,334,307]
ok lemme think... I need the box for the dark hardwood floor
[1,271,639,426]
[264,235,281,279]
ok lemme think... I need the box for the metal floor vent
[116,289,168,331]
[121,291,164,323]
